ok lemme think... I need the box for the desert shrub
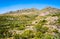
[55,33,60,39]
[35,32,43,38]
[47,12,60,17]
[56,18,60,26]
[0,30,12,38]
[53,29,58,33]
[43,33,60,39]
[43,34,54,39]
[14,34,21,39]
[21,30,35,39]
[35,19,48,33]
[17,25,25,30]
[38,19,47,25]
[35,24,48,33]
[33,37,41,39]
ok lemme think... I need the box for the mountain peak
[44,7,56,10]
[41,7,60,12]
[46,7,53,9]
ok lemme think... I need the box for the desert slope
[0,7,60,39]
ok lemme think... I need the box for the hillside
[0,7,60,39]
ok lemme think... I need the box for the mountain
[4,8,39,14]
[0,7,60,39]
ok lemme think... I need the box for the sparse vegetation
[0,7,60,39]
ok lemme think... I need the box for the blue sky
[0,0,60,14]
